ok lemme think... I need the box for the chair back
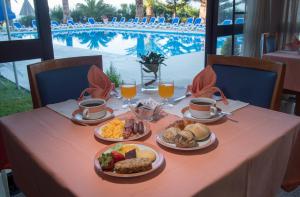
[141,17,147,23]
[172,17,180,25]
[158,17,165,24]
[13,22,22,29]
[194,18,201,25]
[133,17,139,23]
[235,18,244,24]
[111,17,117,23]
[27,56,102,108]
[149,17,156,23]
[261,33,279,56]
[51,20,59,26]
[67,19,74,26]
[120,17,126,23]
[32,19,37,28]
[222,19,232,25]
[207,55,285,110]
[186,17,194,25]
[127,18,133,23]
[88,17,95,24]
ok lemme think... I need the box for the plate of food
[94,118,151,142]
[156,120,216,151]
[94,142,164,178]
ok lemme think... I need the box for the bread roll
[162,127,180,143]
[184,123,210,141]
[174,130,197,148]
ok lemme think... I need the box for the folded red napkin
[187,65,228,104]
[79,65,114,100]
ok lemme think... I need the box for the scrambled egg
[119,144,140,155]
[101,119,125,139]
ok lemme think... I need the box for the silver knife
[172,92,192,104]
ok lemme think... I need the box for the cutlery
[172,92,192,104]
[111,89,122,99]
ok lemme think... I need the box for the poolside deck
[1,25,205,38]
[0,44,204,90]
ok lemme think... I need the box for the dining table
[1,92,300,197]
[263,50,300,115]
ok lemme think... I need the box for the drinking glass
[158,80,174,107]
[120,79,137,108]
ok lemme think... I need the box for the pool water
[11,29,206,57]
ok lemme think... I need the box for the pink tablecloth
[1,106,300,197]
[263,50,300,92]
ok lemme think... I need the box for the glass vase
[140,63,161,92]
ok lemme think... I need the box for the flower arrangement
[138,52,166,87]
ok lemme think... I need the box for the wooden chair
[261,32,279,57]
[28,56,102,108]
[207,55,285,111]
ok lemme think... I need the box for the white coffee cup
[189,98,218,119]
[78,98,107,120]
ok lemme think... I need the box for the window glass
[234,34,244,55]
[235,0,245,12]
[1,0,38,41]
[218,0,233,25]
[217,36,232,55]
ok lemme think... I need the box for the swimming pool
[10,28,206,57]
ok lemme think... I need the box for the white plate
[181,107,226,123]
[156,132,217,151]
[94,121,151,142]
[71,108,114,125]
[94,142,164,178]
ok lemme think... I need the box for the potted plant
[138,52,166,91]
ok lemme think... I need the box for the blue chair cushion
[36,65,92,106]
[212,64,277,108]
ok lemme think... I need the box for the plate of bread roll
[156,120,216,151]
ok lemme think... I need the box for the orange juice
[159,83,174,99]
[121,85,137,99]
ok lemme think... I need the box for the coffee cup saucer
[71,107,114,125]
[181,106,226,123]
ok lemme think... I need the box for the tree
[135,0,144,18]
[50,6,63,22]
[144,0,155,18]
[165,0,189,17]
[117,4,136,19]
[76,0,116,21]
[199,0,206,22]
[62,0,70,23]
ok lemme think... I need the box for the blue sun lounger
[155,17,165,28]
[222,19,232,25]
[88,17,96,25]
[117,17,126,26]
[32,20,37,29]
[168,17,180,29]
[13,22,26,31]
[235,18,244,24]
[51,20,60,28]
[140,17,147,25]
[145,17,156,28]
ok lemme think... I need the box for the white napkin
[217,100,249,113]
[47,99,78,119]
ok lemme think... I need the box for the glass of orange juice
[158,80,174,107]
[120,79,137,108]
